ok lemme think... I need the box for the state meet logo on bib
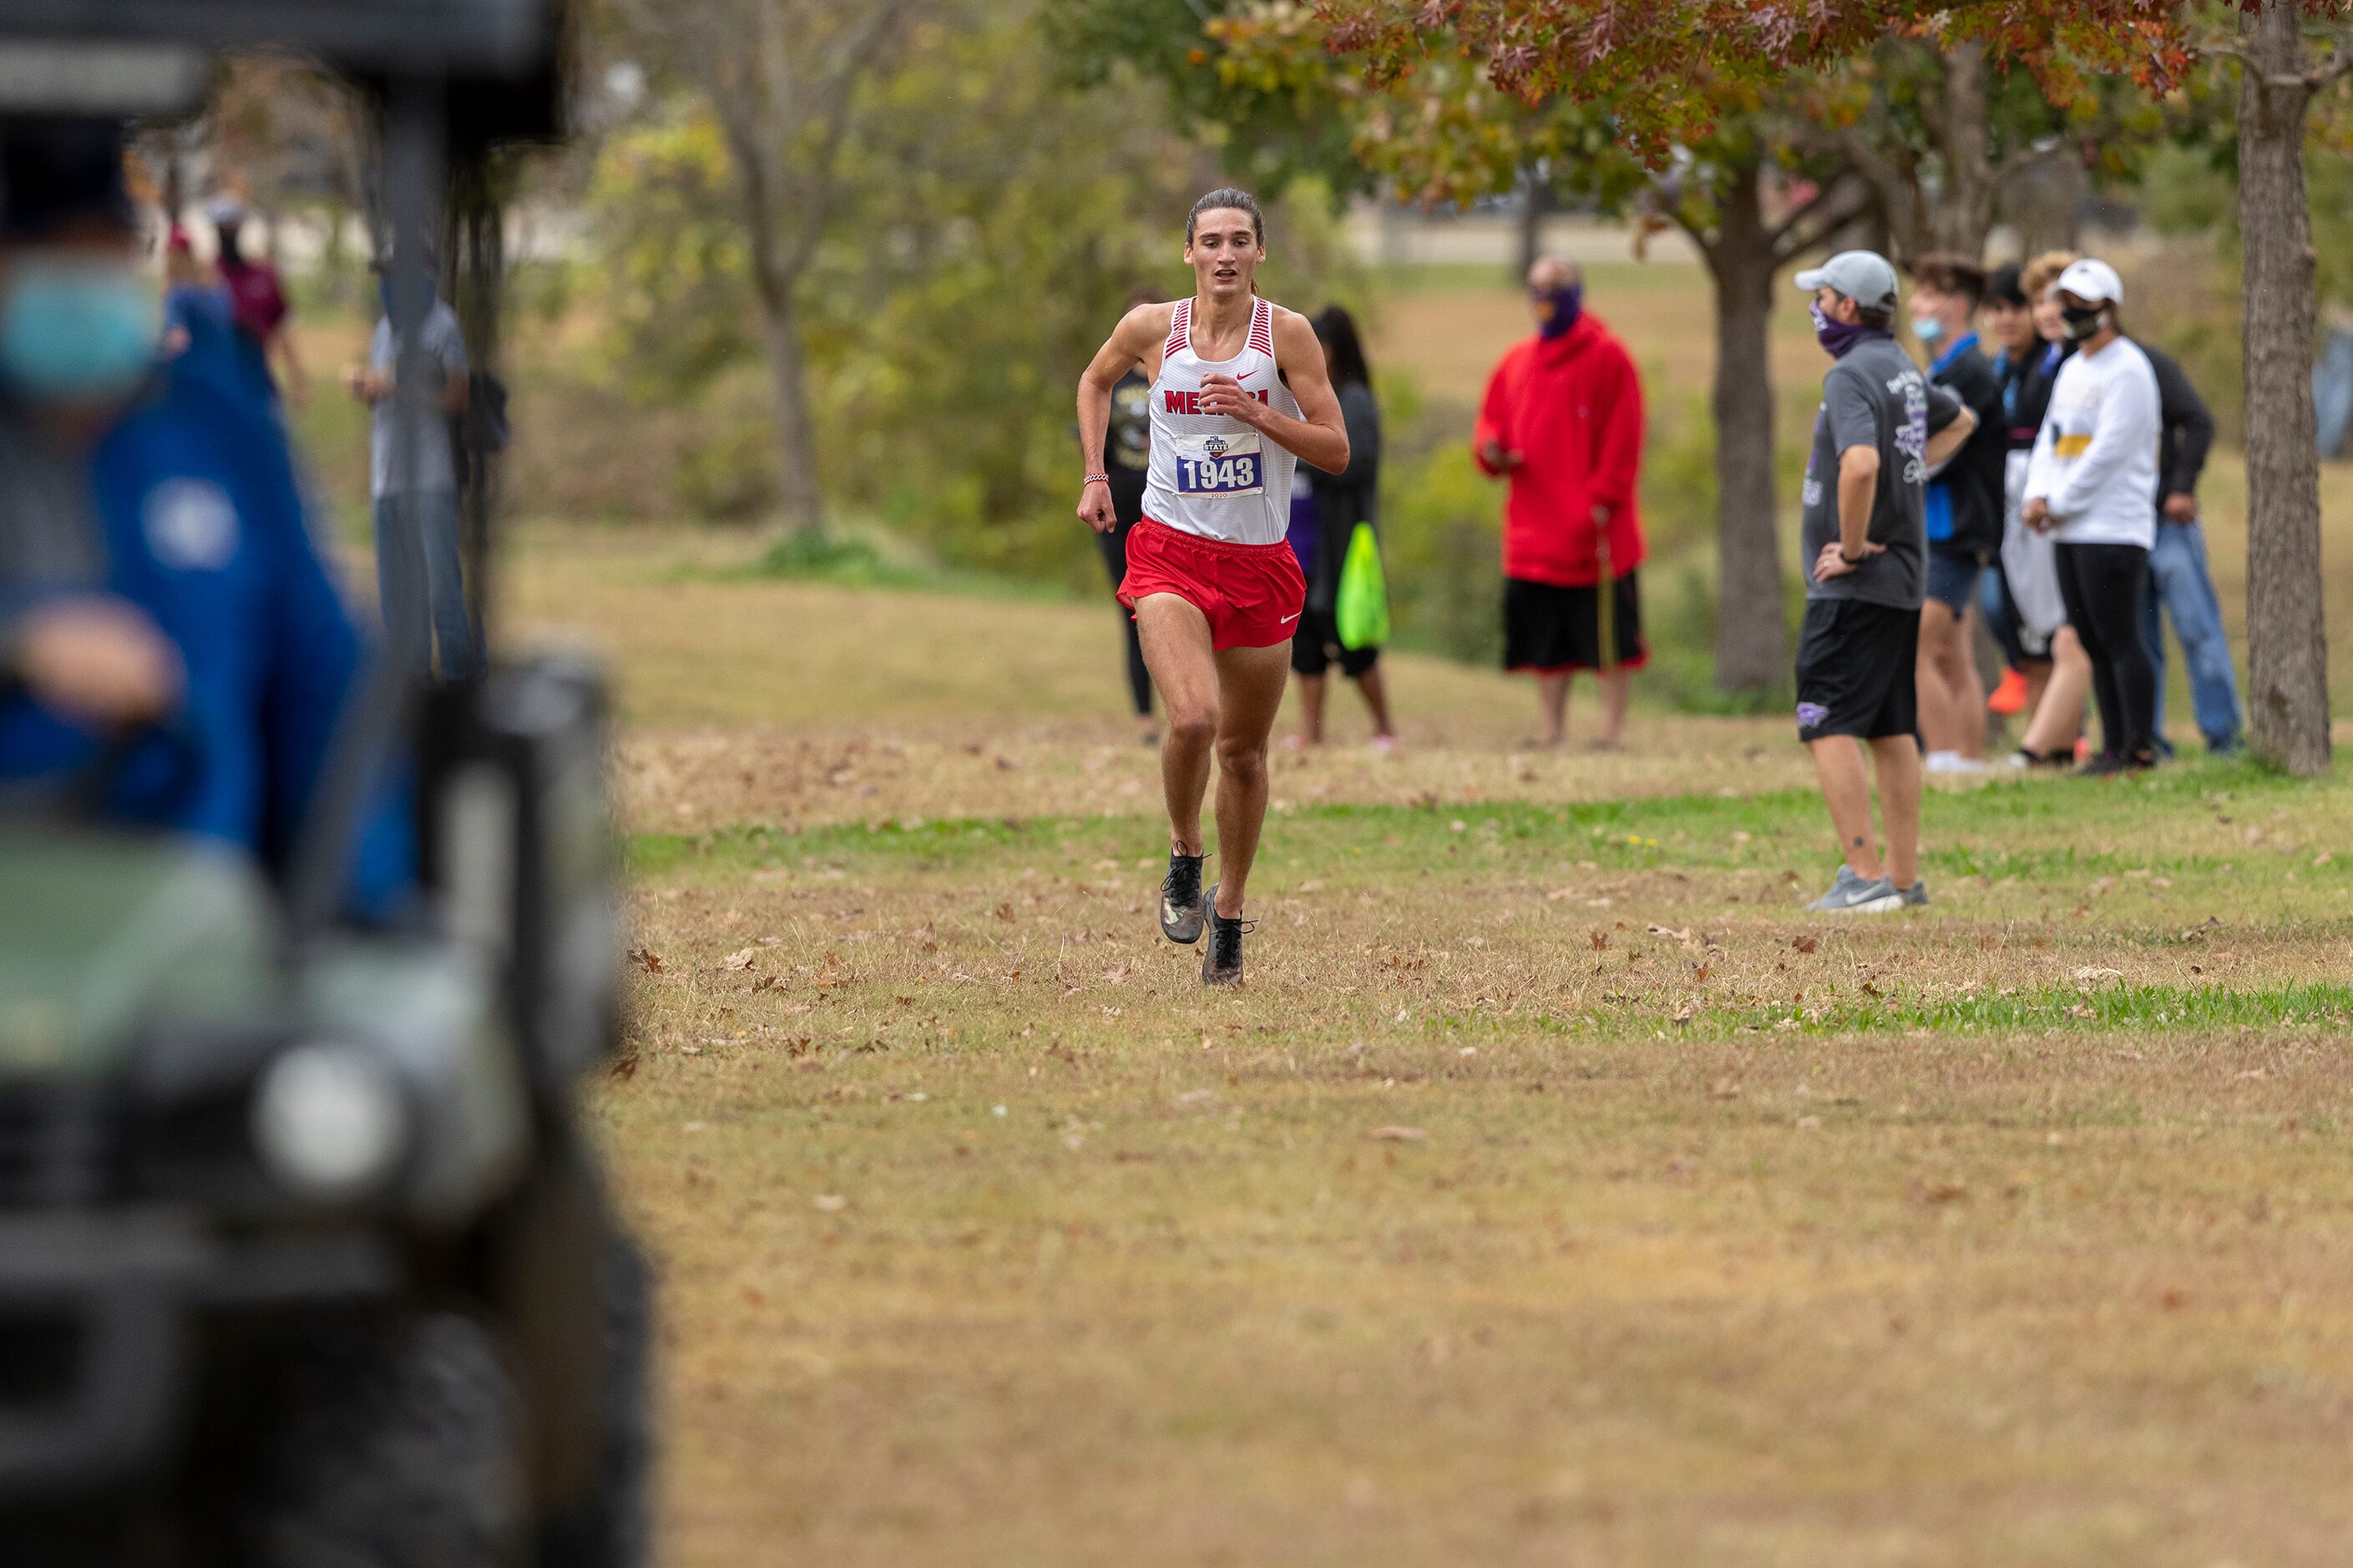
[1174,430,1263,497]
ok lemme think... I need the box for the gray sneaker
[1899,879,1930,908]
[1807,865,1903,913]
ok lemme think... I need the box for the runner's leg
[1207,642,1291,919]
[1136,594,1219,855]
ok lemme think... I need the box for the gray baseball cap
[1794,250,1900,312]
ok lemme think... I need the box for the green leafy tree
[607,0,925,539]
[1317,0,2194,692]
[1043,0,1373,195]
[1802,38,2167,262]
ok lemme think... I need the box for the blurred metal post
[282,72,444,942]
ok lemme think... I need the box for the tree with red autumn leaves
[1322,0,2335,771]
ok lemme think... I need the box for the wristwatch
[1838,547,1865,564]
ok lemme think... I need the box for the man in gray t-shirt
[1800,333,1947,611]
[1787,250,1972,915]
[347,277,477,680]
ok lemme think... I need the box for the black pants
[2054,540,2156,761]
[1100,478,1151,717]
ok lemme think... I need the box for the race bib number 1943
[1173,432,1264,497]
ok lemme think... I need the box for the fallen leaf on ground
[1792,935,1819,954]
[2072,966,2123,982]
[1367,1125,1429,1142]
[720,947,757,971]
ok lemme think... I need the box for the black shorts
[1503,573,1647,673]
[1794,599,1920,743]
[1290,606,1380,677]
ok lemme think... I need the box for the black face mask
[2060,302,2108,341]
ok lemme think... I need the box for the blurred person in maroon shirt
[1475,256,1647,750]
[206,196,308,412]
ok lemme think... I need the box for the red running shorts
[1118,518,1308,652]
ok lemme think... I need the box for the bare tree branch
[1767,170,1875,264]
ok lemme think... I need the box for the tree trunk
[1932,42,1996,256]
[1516,164,1548,283]
[759,279,827,539]
[2236,0,2333,774]
[1705,157,1786,691]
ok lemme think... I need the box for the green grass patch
[630,753,2343,885]
[1425,979,2353,1044]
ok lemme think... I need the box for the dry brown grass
[488,526,2353,1567]
[607,842,2353,1568]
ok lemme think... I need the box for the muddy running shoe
[1806,866,1902,914]
[1900,880,1930,908]
[1160,851,1208,945]
[1201,885,1251,986]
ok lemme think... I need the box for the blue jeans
[2142,519,2240,753]
[374,491,481,681]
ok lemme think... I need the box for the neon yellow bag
[1334,521,1389,650]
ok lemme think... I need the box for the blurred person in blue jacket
[0,118,410,916]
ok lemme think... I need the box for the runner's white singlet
[1142,296,1302,546]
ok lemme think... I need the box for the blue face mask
[0,257,160,405]
[1913,316,1946,344]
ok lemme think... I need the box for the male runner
[1075,188,1349,984]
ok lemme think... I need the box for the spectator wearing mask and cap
[1792,250,1975,914]
[0,117,408,913]
[205,195,306,412]
[2022,257,2164,774]
[344,243,477,682]
[1474,255,1647,751]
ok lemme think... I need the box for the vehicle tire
[248,1310,527,1568]
[534,1231,655,1568]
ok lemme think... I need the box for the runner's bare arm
[1076,305,1171,533]
[1200,307,1349,474]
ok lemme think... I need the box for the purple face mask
[1811,297,1879,359]
[1535,283,1582,340]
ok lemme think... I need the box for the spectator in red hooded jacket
[1475,257,1647,750]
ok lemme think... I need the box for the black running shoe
[2078,750,2157,778]
[1160,851,1207,944]
[1201,885,1252,987]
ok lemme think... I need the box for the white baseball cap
[1793,250,1900,313]
[2053,258,2123,306]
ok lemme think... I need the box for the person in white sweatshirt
[2022,258,2163,773]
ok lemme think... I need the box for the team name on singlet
[1161,387,1272,414]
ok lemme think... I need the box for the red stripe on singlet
[1164,299,1191,362]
